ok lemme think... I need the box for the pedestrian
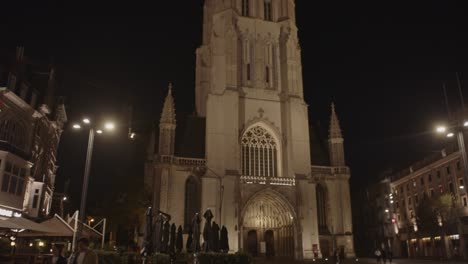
[334,249,340,264]
[381,248,387,264]
[68,237,98,264]
[388,250,393,263]
[52,244,67,264]
[374,248,381,264]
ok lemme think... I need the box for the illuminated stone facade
[0,47,67,219]
[145,0,354,259]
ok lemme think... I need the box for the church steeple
[158,82,176,156]
[328,103,345,166]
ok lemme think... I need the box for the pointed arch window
[264,0,272,21]
[316,184,328,234]
[242,0,250,16]
[184,176,200,231]
[241,126,278,177]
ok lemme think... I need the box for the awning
[0,216,52,232]
[18,215,74,237]
[0,217,24,229]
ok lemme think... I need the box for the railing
[240,175,295,186]
[158,155,206,167]
[311,165,350,176]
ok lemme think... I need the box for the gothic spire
[329,102,343,139]
[160,82,176,125]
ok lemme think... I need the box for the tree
[415,194,439,237]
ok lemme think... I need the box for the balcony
[240,175,295,186]
[311,165,350,176]
[158,155,206,167]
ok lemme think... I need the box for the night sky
[2,1,468,211]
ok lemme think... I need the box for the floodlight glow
[464,121,468,127]
[436,126,446,133]
[83,118,90,124]
[460,186,465,189]
[96,130,103,134]
[447,133,454,138]
[105,122,115,130]
[73,124,81,129]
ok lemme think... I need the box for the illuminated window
[241,126,278,177]
[1,161,25,196]
[0,119,26,151]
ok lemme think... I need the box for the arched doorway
[247,230,258,256]
[242,190,296,257]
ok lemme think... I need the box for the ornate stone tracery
[241,126,278,177]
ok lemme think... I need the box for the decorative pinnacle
[160,82,176,124]
[329,102,343,139]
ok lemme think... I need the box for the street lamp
[435,122,468,191]
[72,118,115,233]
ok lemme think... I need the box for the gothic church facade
[145,0,355,259]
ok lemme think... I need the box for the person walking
[68,238,98,264]
[334,249,341,264]
[374,248,382,264]
[388,250,393,263]
[52,244,67,264]
[381,248,387,264]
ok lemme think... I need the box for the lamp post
[72,118,115,237]
[435,120,468,260]
[435,121,468,192]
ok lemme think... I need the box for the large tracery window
[241,126,278,177]
[184,176,200,231]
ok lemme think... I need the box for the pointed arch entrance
[241,189,296,257]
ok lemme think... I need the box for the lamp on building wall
[71,117,115,240]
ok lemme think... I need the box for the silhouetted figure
[162,220,170,253]
[186,226,193,253]
[176,226,183,253]
[212,221,220,252]
[191,213,201,252]
[220,226,229,253]
[169,223,176,254]
[202,209,214,252]
[154,213,164,252]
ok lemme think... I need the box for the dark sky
[2,1,468,210]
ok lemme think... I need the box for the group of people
[51,237,98,264]
[374,247,393,264]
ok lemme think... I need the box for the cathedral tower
[146,1,355,259]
